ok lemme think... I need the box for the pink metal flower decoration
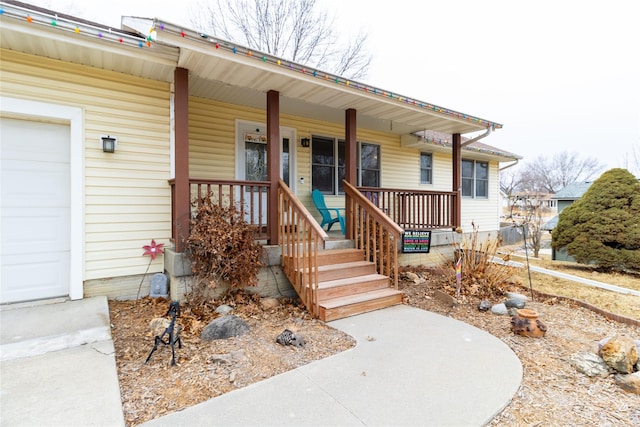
[142,239,164,261]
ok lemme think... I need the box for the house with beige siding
[0,1,520,320]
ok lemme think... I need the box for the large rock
[599,336,638,374]
[614,372,640,394]
[505,292,528,301]
[215,304,234,315]
[569,352,610,378]
[504,298,526,309]
[201,315,250,341]
[402,271,421,284]
[491,303,508,315]
[478,300,491,311]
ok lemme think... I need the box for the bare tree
[499,168,522,219]
[620,143,640,178]
[518,151,605,193]
[191,0,371,79]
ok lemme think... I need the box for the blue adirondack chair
[312,189,345,233]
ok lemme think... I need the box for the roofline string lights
[0,3,501,130]
[0,3,152,49]
[418,135,518,158]
[156,21,502,131]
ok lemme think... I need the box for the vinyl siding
[460,160,501,232]
[0,49,171,281]
[188,97,502,234]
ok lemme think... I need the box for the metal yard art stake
[455,226,463,299]
[521,224,535,301]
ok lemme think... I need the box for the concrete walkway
[142,305,522,427]
[0,299,523,427]
[496,256,640,297]
[0,297,125,426]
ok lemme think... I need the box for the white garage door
[1,117,71,303]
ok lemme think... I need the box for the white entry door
[1,118,71,303]
[236,122,295,224]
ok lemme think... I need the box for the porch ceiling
[0,2,179,83]
[136,18,502,137]
[176,44,496,136]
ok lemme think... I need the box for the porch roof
[124,17,503,137]
[1,1,504,138]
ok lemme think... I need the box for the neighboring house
[543,181,593,261]
[0,1,520,311]
[512,192,557,211]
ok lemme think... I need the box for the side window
[420,153,432,184]
[475,161,488,198]
[461,159,489,198]
[461,159,474,197]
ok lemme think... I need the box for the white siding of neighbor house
[0,49,172,283]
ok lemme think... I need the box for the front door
[236,122,294,224]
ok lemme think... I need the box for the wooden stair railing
[344,181,404,291]
[279,180,403,321]
[277,179,328,318]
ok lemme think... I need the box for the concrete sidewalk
[142,305,522,427]
[0,299,523,427]
[0,297,125,426]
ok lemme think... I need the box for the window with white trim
[311,137,380,194]
[462,159,488,198]
[420,153,432,184]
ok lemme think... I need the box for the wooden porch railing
[357,186,458,230]
[169,178,271,244]
[278,179,328,318]
[344,181,404,290]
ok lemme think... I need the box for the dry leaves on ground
[111,272,639,427]
[109,294,355,426]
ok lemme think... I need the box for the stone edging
[522,287,640,328]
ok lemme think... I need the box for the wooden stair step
[317,273,389,300]
[315,248,364,266]
[318,261,376,282]
[319,288,403,322]
[300,260,376,282]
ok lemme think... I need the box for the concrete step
[0,296,112,361]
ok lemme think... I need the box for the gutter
[460,126,492,147]
[499,159,519,171]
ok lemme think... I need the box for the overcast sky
[25,0,640,173]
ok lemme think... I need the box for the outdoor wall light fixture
[101,135,117,153]
[300,137,310,148]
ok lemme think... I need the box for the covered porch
[123,17,506,320]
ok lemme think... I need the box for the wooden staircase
[290,247,403,322]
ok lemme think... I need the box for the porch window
[312,137,380,194]
[359,143,380,187]
[420,153,432,184]
[462,159,488,198]
[311,136,344,194]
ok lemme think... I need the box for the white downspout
[499,159,519,171]
[460,126,493,147]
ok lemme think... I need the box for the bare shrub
[185,194,264,304]
[440,224,517,299]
